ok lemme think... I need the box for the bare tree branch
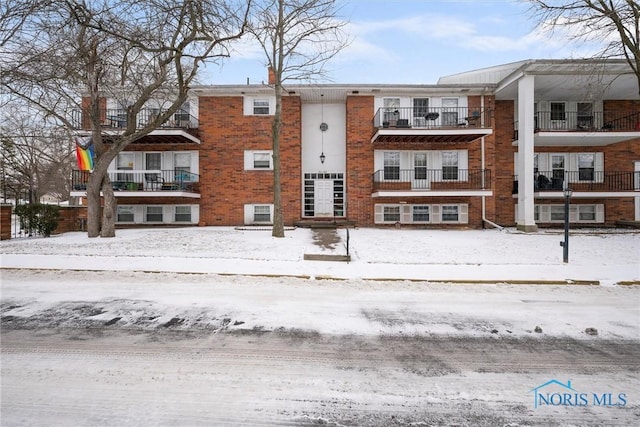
[528,0,640,95]
[1,0,251,237]
[248,0,349,237]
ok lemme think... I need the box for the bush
[14,204,60,237]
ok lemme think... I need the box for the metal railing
[72,169,200,192]
[71,108,199,130]
[373,169,491,190]
[514,110,640,136]
[373,107,492,129]
[512,170,639,193]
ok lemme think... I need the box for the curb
[0,267,613,286]
[315,275,600,285]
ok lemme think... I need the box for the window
[383,152,400,180]
[412,205,430,222]
[145,206,163,222]
[531,203,603,223]
[533,153,539,174]
[577,102,593,129]
[174,153,191,181]
[442,205,459,222]
[442,98,459,126]
[117,206,134,222]
[383,98,400,124]
[578,153,595,181]
[254,205,271,222]
[253,152,271,169]
[145,152,161,170]
[116,153,134,181]
[550,102,566,121]
[245,150,273,170]
[414,153,427,180]
[383,206,400,222]
[174,102,190,125]
[413,98,429,125]
[253,99,269,115]
[175,206,191,222]
[550,205,565,222]
[442,151,459,180]
[413,98,429,116]
[579,205,596,221]
[552,155,565,181]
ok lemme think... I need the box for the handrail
[372,168,491,190]
[512,170,639,192]
[373,106,491,129]
[71,169,200,192]
[514,110,640,133]
[71,108,199,130]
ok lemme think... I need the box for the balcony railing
[373,107,492,129]
[512,170,639,193]
[71,108,199,131]
[514,110,640,136]
[72,169,200,193]
[373,169,491,191]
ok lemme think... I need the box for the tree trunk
[271,81,285,238]
[100,175,116,238]
[86,172,102,238]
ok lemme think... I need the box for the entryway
[303,173,345,218]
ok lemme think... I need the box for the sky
[204,0,595,86]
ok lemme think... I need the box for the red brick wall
[54,206,88,234]
[197,95,301,226]
[345,96,375,226]
[493,100,517,226]
[81,96,106,129]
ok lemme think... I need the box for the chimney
[268,67,276,85]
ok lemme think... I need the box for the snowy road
[1,269,639,426]
[2,329,639,426]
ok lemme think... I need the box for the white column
[517,75,538,232]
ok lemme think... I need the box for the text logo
[529,379,627,409]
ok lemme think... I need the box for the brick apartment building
[71,59,640,230]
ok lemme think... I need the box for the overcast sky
[203,0,597,86]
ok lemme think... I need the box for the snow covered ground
[1,226,639,284]
[1,227,639,425]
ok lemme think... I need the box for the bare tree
[0,107,74,204]
[249,0,349,237]
[1,0,250,237]
[528,0,640,95]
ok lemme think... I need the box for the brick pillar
[1,204,12,240]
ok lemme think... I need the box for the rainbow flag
[75,137,94,171]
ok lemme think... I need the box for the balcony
[372,169,492,196]
[71,170,200,198]
[514,110,640,146]
[512,170,639,196]
[71,108,200,144]
[371,107,493,144]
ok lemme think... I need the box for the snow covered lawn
[1,226,639,284]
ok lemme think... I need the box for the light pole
[560,187,573,263]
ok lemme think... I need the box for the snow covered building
[70,59,640,229]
